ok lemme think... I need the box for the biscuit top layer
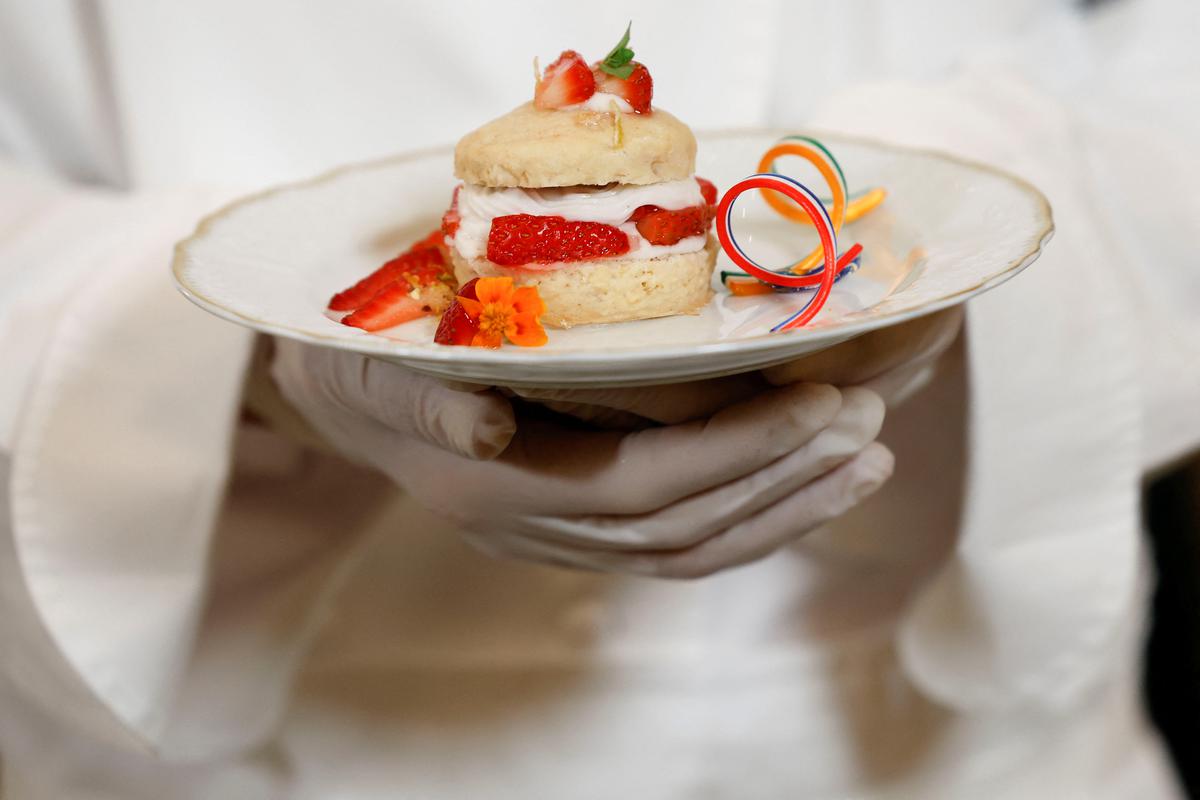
[454,102,696,188]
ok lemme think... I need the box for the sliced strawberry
[628,205,658,224]
[593,62,652,113]
[341,284,428,332]
[695,176,718,206]
[343,281,454,333]
[628,204,715,247]
[535,50,596,109]
[434,279,480,346]
[441,186,461,239]
[487,214,630,266]
[328,247,449,311]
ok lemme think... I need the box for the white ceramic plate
[173,130,1053,387]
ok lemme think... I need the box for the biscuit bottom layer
[450,236,718,328]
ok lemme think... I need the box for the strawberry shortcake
[443,27,719,328]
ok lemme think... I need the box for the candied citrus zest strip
[726,279,776,296]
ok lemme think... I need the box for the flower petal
[508,313,548,347]
[511,285,547,317]
[471,329,503,349]
[474,276,514,306]
[458,296,484,320]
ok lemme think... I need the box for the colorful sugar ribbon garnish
[720,243,862,297]
[714,135,885,330]
[760,136,886,235]
[716,173,841,331]
[757,137,848,276]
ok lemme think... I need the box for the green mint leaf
[603,23,632,64]
[599,22,635,78]
[600,60,635,79]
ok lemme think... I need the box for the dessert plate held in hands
[173,130,1053,388]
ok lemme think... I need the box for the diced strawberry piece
[535,50,596,109]
[434,303,475,345]
[628,204,659,224]
[442,186,461,239]
[593,62,653,113]
[487,214,630,266]
[628,204,715,247]
[458,278,480,302]
[328,247,449,311]
[341,283,429,332]
[441,212,460,239]
[433,280,481,346]
[695,177,718,206]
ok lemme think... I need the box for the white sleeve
[0,163,389,760]
[806,0,1200,712]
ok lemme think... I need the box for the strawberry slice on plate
[343,281,454,333]
[341,283,428,332]
[695,176,718,206]
[441,186,462,239]
[487,214,630,266]
[534,50,595,109]
[328,229,448,312]
[328,247,446,311]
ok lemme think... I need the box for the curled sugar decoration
[763,136,885,232]
[714,135,886,330]
[715,173,842,330]
[756,139,846,276]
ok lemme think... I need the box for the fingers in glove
[643,442,895,578]
[477,443,894,578]
[357,359,516,459]
[275,343,516,460]
[492,382,845,516]
[520,387,886,550]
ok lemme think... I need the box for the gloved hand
[765,307,964,404]
[269,338,893,578]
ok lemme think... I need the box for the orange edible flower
[458,277,548,348]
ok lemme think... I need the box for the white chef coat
[2,1,1199,797]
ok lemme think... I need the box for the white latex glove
[270,339,893,578]
[765,307,965,404]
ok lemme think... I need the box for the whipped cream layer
[566,91,635,113]
[452,177,707,262]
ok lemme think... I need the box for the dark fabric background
[1145,456,1200,797]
